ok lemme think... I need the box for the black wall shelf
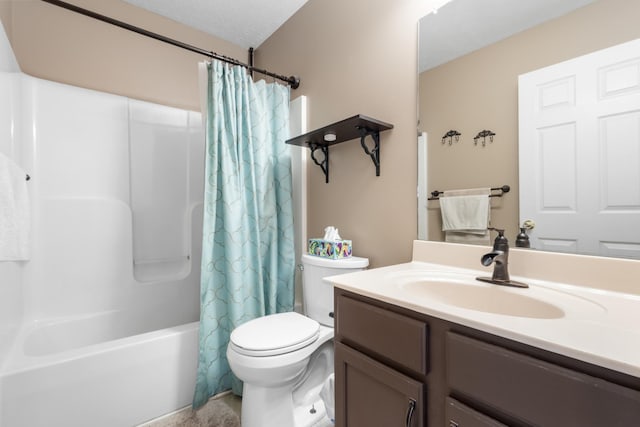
[286,114,393,183]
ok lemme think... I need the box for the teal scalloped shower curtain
[193,61,295,408]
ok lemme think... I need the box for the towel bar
[428,185,509,201]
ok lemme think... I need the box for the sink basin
[387,271,604,319]
[401,278,563,318]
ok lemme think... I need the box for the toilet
[227,253,369,427]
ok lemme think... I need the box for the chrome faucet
[476,228,528,288]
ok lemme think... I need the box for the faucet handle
[488,227,509,251]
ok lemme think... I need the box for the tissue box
[308,238,352,259]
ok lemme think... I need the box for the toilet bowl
[227,254,368,427]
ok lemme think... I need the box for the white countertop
[327,241,640,379]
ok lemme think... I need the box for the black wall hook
[474,130,495,147]
[441,130,461,145]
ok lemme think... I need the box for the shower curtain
[193,61,295,407]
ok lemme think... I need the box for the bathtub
[0,312,199,427]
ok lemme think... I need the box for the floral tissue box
[308,238,352,259]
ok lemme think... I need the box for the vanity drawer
[336,293,428,375]
[445,397,507,427]
[447,332,640,426]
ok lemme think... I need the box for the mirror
[418,0,640,259]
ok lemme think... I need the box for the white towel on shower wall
[440,188,490,245]
[0,153,30,260]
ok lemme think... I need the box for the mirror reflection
[418,0,640,259]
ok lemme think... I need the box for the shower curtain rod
[40,0,301,89]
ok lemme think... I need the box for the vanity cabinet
[334,291,428,426]
[334,288,640,427]
[447,332,640,426]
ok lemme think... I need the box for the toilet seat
[230,312,320,357]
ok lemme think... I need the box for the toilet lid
[230,312,320,357]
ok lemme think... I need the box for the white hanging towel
[0,153,30,260]
[440,188,490,245]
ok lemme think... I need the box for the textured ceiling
[121,0,310,49]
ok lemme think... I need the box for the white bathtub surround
[0,152,30,260]
[0,17,26,366]
[0,69,204,425]
[139,391,241,427]
[129,99,202,282]
[327,240,640,379]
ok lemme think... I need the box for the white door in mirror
[519,38,640,259]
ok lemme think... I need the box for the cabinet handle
[405,398,416,427]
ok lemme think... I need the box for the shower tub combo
[0,72,205,427]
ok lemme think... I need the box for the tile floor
[139,391,336,426]
[139,392,241,427]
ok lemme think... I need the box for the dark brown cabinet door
[335,342,425,427]
[447,332,640,427]
[445,398,507,427]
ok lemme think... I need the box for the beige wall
[4,0,636,267]
[420,0,640,243]
[257,0,426,267]
[0,0,246,111]
[1,0,426,270]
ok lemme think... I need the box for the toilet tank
[301,254,369,327]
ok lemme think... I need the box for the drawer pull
[405,398,416,427]
[449,421,459,427]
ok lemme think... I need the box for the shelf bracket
[286,115,392,183]
[359,127,381,176]
[309,143,329,183]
